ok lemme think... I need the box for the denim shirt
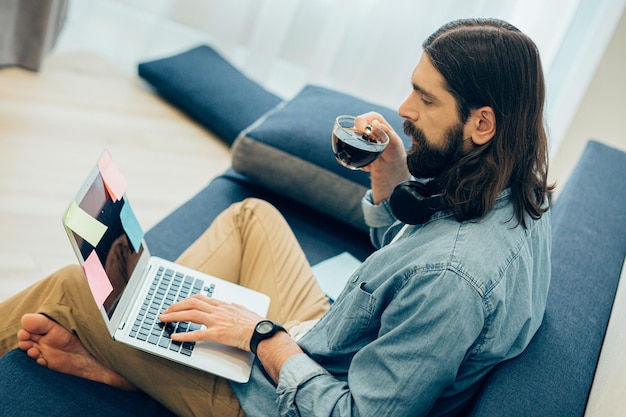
[232,189,551,417]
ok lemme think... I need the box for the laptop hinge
[117,262,153,331]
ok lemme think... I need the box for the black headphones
[389,180,447,225]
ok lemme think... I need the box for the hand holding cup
[331,115,389,170]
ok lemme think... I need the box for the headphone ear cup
[389,181,445,225]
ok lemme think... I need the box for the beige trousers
[0,198,330,417]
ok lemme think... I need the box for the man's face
[399,53,470,178]
[404,120,465,179]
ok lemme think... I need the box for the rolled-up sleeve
[276,354,332,416]
[361,190,396,228]
[361,190,405,249]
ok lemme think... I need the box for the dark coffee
[332,129,386,169]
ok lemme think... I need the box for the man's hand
[355,112,411,203]
[160,294,305,384]
[159,295,262,351]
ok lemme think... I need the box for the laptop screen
[73,172,144,318]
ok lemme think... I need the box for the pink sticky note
[97,151,128,202]
[82,250,114,308]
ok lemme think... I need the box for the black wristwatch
[250,320,287,355]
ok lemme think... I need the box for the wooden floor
[0,52,231,301]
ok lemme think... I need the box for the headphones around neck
[389,180,447,225]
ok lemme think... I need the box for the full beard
[404,119,466,179]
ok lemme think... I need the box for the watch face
[257,320,274,335]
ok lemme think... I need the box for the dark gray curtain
[0,0,69,71]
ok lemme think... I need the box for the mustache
[403,120,428,155]
[403,119,419,140]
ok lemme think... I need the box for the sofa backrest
[468,140,626,417]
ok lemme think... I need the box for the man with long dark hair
[0,18,553,416]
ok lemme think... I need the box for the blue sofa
[1,45,625,416]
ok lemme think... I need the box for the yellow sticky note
[97,150,128,202]
[82,250,113,308]
[64,200,107,248]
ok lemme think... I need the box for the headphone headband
[389,180,446,225]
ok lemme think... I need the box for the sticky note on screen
[82,250,114,308]
[97,151,128,202]
[120,201,144,252]
[64,200,107,248]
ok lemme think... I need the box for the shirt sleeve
[276,354,334,416]
[361,190,396,227]
[361,190,404,249]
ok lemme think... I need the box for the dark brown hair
[424,18,554,226]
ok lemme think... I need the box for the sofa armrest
[468,140,626,417]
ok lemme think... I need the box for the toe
[25,346,41,360]
[18,339,34,351]
[16,328,31,342]
[21,313,54,335]
[36,356,48,367]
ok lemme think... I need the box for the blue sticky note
[120,201,144,252]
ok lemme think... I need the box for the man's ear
[469,106,496,146]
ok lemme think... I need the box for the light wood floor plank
[0,52,231,301]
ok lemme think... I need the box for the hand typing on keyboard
[159,294,264,352]
[157,321,177,335]
[129,267,213,356]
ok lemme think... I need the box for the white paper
[312,252,362,300]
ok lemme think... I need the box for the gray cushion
[231,85,409,231]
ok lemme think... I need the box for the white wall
[54,0,625,195]
[550,7,626,195]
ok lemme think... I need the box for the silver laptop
[62,151,270,383]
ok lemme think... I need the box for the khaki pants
[0,198,330,417]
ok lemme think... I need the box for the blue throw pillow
[231,85,409,231]
[138,45,283,145]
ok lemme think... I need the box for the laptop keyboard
[129,266,215,356]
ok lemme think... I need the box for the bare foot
[17,313,136,391]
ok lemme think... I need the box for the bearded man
[0,18,553,417]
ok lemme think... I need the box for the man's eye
[421,95,433,105]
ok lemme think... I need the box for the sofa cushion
[468,140,626,417]
[145,168,374,266]
[0,349,175,417]
[231,85,410,231]
[138,45,283,145]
